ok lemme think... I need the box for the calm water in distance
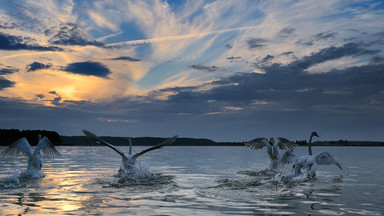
[0,146,383,215]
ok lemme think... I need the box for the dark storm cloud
[287,43,379,70]
[110,56,141,61]
[161,42,384,116]
[61,61,111,78]
[0,76,15,90]
[246,38,267,49]
[49,23,104,47]
[190,64,218,72]
[0,32,63,51]
[0,67,18,75]
[26,62,52,72]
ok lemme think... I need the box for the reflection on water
[0,146,383,215]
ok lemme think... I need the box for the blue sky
[0,0,383,142]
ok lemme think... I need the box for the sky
[0,0,384,142]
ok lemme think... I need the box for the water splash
[110,161,173,188]
[0,168,44,189]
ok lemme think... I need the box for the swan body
[0,135,61,172]
[82,130,177,174]
[244,137,297,170]
[280,132,342,176]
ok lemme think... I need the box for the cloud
[285,43,379,71]
[26,62,52,72]
[109,56,141,61]
[262,55,274,62]
[315,32,337,40]
[49,91,62,105]
[189,65,218,72]
[246,38,267,49]
[48,23,104,47]
[279,27,296,35]
[61,61,111,78]
[0,76,15,90]
[0,32,63,51]
[107,25,258,47]
[36,94,44,99]
[0,67,18,75]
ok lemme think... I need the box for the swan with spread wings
[280,131,342,176]
[82,130,177,175]
[244,137,297,170]
[0,135,60,172]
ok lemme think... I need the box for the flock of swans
[245,131,342,177]
[0,130,342,181]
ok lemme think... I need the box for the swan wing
[276,137,297,150]
[133,136,177,159]
[0,137,32,157]
[244,138,268,150]
[280,150,299,164]
[33,137,61,157]
[82,130,125,158]
[315,151,343,170]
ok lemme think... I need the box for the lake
[0,146,383,215]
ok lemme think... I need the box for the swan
[280,131,342,176]
[244,137,297,170]
[0,134,61,172]
[82,130,177,175]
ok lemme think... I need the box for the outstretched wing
[244,138,268,150]
[0,137,32,157]
[276,137,297,150]
[33,137,61,157]
[82,130,125,158]
[315,151,343,170]
[280,150,299,164]
[133,136,177,159]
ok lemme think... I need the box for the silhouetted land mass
[0,129,383,146]
[0,129,61,146]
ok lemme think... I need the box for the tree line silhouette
[0,129,61,146]
[1,129,382,146]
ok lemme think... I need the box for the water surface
[0,146,383,215]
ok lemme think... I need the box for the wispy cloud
[106,25,258,47]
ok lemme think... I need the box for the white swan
[0,135,61,172]
[244,137,297,170]
[280,131,342,176]
[82,130,177,174]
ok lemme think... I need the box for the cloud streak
[106,25,258,47]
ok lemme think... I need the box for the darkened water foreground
[0,146,383,215]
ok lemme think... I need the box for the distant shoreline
[0,129,383,146]
[58,136,384,147]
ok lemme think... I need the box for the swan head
[311,131,319,138]
[268,137,275,146]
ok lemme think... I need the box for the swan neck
[128,137,132,155]
[308,135,313,156]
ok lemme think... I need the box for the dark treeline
[60,136,243,146]
[296,140,384,146]
[1,129,383,146]
[0,129,61,146]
